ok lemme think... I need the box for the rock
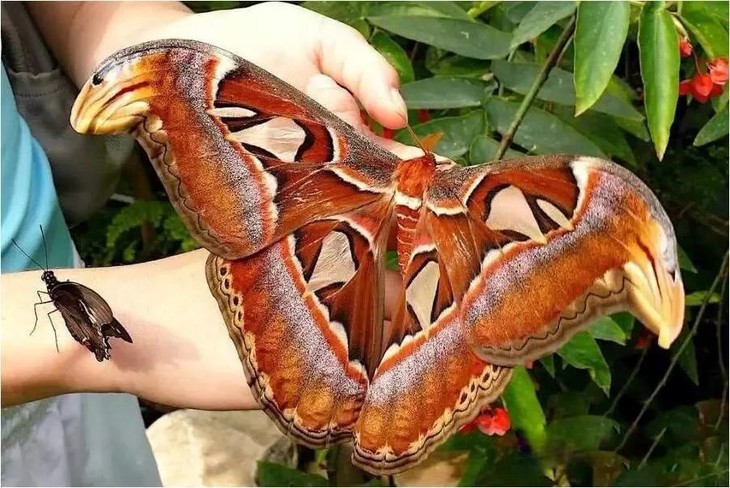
[146,409,296,486]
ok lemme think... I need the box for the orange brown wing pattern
[72,40,686,476]
[206,197,393,446]
[424,155,684,366]
[70,39,398,260]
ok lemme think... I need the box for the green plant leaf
[492,60,643,120]
[712,85,729,112]
[256,461,328,486]
[552,107,637,166]
[677,245,698,273]
[163,214,199,252]
[501,366,547,453]
[396,110,486,158]
[459,453,489,487]
[401,77,492,109]
[370,31,415,84]
[638,2,680,160]
[588,451,629,486]
[368,16,511,59]
[558,331,611,394]
[540,355,556,377]
[547,415,619,452]
[611,312,636,336]
[106,201,167,249]
[694,105,729,146]
[503,1,539,24]
[469,135,524,164]
[474,452,551,486]
[613,116,651,141]
[673,328,699,385]
[588,317,628,345]
[574,1,631,115]
[685,290,722,306]
[511,1,576,49]
[425,54,491,77]
[646,405,700,445]
[680,2,729,59]
[486,98,606,156]
[547,391,591,419]
[302,1,370,37]
[366,1,472,19]
[702,1,730,24]
[414,1,472,20]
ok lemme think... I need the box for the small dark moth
[11,226,132,361]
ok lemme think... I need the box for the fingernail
[390,87,408,125]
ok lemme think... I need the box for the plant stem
[715,273,728,431]
[604,347,649,417]
[674,469,729,487]
[467,1,497,19]
[495,15,576,160]
[638,426,666,469]
[615,252,729,453]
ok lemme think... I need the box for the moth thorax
[396,206,420,273]
[395,153,436,197]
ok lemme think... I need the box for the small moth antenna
[405,125,429,155]
[39,225,49,270]
[10,239,46,271]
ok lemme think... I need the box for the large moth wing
[421,154,684,366]
[71,39,399,261]
[206,197,393,447]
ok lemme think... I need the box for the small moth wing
[50,282,132,361]
[71,282,133,343]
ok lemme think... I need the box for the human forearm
[1,249,257,410]
[27,1,192,87]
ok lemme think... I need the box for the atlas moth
[71,39,684,475]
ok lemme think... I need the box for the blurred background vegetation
[70,1,728,486]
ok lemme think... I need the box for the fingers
[305,74,374,131]
[315,21,408,130]
[306,75,424,161]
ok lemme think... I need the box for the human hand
[136,2,410,133]
[32,2,410,135]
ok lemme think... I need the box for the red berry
[679,38,693,58]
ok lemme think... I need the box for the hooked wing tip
[623,258,685,350]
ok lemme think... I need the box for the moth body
[394,153,437,271]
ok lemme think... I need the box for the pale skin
[2,2,414,408]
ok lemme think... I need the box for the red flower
[417,109,431,124]
[679,79,693,96]
[382,127,396,140]
[708,57,729,85]
[679,37,693,58]
[693,72,715,98]
[679,71,725,103]
[460,407,511,436]
[635,329,655,350]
